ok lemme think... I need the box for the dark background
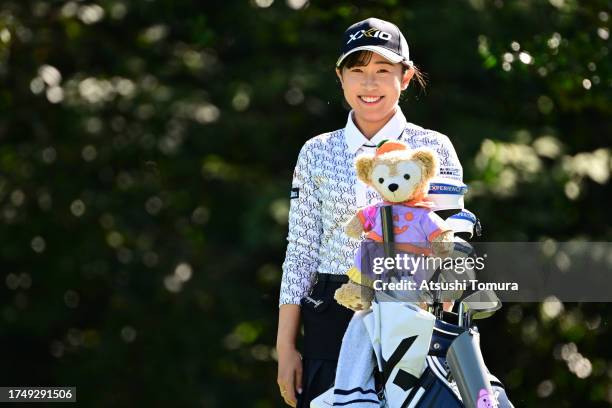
[0,0,610,406]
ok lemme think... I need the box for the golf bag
[311,206,514,407]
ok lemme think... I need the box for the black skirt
[297,273,353,408]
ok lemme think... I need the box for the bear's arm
[420,210,454,256]
[344,212,365,239]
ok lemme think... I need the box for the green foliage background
[0,0,610,406]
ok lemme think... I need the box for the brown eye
[404,174,411,180]
[378,178,384,183]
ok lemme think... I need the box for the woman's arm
[276,304,302,407]
[433,132,464,312]
[277,140,323,406]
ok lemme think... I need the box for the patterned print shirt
[279,108,464,306]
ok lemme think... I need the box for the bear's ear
[355,155,374,185]
[411,149,438,180]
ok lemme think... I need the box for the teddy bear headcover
[355,140,438,204]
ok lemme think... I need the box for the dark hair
[338,50,428,92]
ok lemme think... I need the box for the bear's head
[355,140,437,203]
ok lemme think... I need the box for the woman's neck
[352,108,397,139]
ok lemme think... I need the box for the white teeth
[360,96,382,103]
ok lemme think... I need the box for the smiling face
[336,52,414,137]
[371,158,423,202]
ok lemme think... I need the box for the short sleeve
[420,210,451,242]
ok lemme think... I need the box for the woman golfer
[276,17,465,407]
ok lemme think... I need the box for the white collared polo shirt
[279,108,464,306]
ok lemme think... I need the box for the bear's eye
[378,177,384,183]
[403,174,411,180]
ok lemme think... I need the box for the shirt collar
[344,107,408,154]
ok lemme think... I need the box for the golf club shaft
[380,206,396,279]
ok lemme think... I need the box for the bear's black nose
[388,183,398,192]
